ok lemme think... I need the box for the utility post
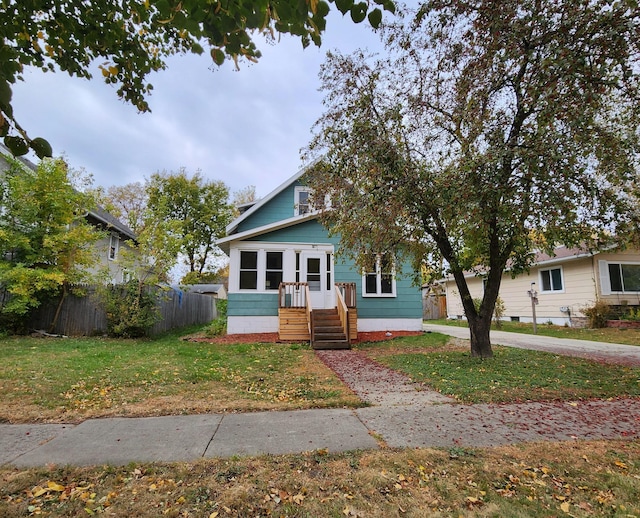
[528,282,538,334]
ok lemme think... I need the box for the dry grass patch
[1,440,638,517]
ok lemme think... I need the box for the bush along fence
[25,285,216,337]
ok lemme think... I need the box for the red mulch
[187,330,423,345]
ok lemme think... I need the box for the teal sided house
[217,167,423,349]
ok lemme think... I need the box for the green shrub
[621,307,640,321]
[98,281,160,338]
[205,299,227,337]
[582,299,611,329]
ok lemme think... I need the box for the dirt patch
[187,330,424,345]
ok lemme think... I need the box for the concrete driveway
[424,323,640,366]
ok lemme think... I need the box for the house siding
[445,256,598,325]
[236,183,301,233]
[247,219,333,244]
[227,293,279,316]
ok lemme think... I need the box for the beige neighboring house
[442,246,640,326]
[1,144,137,284]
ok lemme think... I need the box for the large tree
[305,0,640,357]
[146,169,234,275]
[0,0,394,158]
[98,182,147,234]
[0,157,101,332]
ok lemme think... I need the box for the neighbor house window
[608,263,640,292]
[539,267,563,292]
[239,251,258,290]
[265,251,283,290]
[108,234,119,260]
[363,254,396,297]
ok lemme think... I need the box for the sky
[10,10,388,200]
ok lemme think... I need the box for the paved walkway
[2,330,639,468]
[423,323,640,366]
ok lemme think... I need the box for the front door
[301,251,334,309]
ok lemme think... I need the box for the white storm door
[301,251,333,309]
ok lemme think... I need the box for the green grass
[429,318,640,346]
[359,334,640,404]
[0,327,360,423]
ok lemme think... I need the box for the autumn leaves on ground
[1,328,639,516]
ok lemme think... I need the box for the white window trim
[231,243,334,293]
[602,260,640,294]
[239,250,259,291]
[362,254,397,298]
[294,186,331,216]
[108,233,119,261]
[538,266,564,293]
[294,186,312,216]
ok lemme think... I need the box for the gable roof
[225,162,310,236]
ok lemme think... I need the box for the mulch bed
[187,330,423,345]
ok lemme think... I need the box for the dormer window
[295,187,312,216]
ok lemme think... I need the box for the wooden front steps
[311,308,350,350]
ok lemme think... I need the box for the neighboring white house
[442,246,640,326]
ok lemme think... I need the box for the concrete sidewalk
[3,398,640,468]
[424,323,640,365]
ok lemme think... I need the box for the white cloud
[10,10,386,198]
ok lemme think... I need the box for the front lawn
[1,329,639,423]
[358,334,640,404]
[0,329,360,423]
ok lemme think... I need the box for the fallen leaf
[47,481,66,492]
[560,501,570,513]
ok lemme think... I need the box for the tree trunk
[468,314,493,358]
[49,283,67,334]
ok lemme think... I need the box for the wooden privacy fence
[25,286,216,336]
[423,293,447,320]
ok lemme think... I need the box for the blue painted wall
[247,219,335,245]
[227,292,279,316]
[236,182,301,234]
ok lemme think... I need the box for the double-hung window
[294,187,312,216]
[363,254,396,297]
[539,267,563,292]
